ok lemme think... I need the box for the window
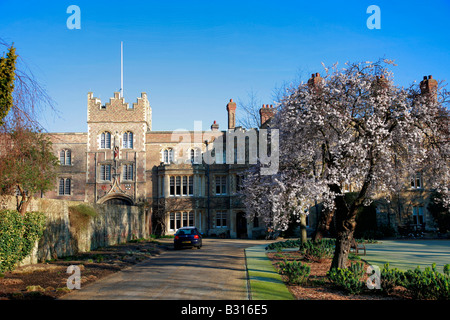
[170,213,175,230]
[188,212,194,226]
[214,148,226,164]
[188,176,193,196]
[410,172,423,189]
[169,176,194,196]
[162,148,174,164]
[190,148,200,164]
[59,178,71,196]
[182,212,188,227]
[59,150,71,166]
[216,211,227,228]
[101,132,111,149]
[100,164,111,181]
[123,131,133,149]
[170,176,175,196]
[413,206,424,225]
[215,176,227,195]
[176,212,181,229]
[122,164,134,181]
[169,212,194,231]
[175,176,181,195]
[236,174,245,192]
[182,176,188,196]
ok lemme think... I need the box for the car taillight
[175,235,179,240]
[194,235,199,239]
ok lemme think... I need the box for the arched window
[123,131,133,149]
[189,147,201,164]
[101,132,111,149]
[59,178,71,196]
[59,149,72,165]
[162,148,173,164]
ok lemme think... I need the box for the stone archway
[104,198,132,205]
[236,212,248,239]
[98,193,134,205]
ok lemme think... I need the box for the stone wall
[1,196,149,266]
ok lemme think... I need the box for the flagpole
[120,41,123,98]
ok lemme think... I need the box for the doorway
[236,212,248,239]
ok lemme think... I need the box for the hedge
[0,210,46,273]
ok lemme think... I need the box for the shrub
[266,239,301,251]
[0,210,46,273]
[22,211,46,261]
[277,259,311,285]
[327,262,366,295]
[403,264,450,300]
[380,263,406,294]
[299,239,335,262]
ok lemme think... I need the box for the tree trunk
[16,186,30,215]
[300,214,307,244]
[331,226,355,270]
[313,207,334,242]
[329,190,358,270]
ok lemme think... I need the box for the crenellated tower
[85,92,152,204]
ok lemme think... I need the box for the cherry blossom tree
[242,59,449,270]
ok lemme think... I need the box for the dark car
[174,227,203,250]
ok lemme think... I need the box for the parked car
[174,227,203,250]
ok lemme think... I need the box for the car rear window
[176,229,195,235]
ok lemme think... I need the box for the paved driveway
[61,238,270,300]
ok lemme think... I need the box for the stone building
[44,92,276,239]
[43,73,443,239]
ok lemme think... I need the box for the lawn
[245,245,295,300]
[363,240,450,272]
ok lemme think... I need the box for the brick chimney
[211,120,219,131]
[307,73,323,93]
[227,99,237,130]
[259,104,276,126]
[420,75,438,99]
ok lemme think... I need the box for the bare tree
[0,40,59,214]
[236,90,263,129]
[0,38,57,131]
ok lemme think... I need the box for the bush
[299,239,335,262]
[0,210,46,273]
[327,262,366,295]
[277,259,311,285]
[380,263,406,294]
[266,239,335,261]
[266,239,302,251]
[403,264,450,300]
[22,211,46,261]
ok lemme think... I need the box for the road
[61,238,271,300]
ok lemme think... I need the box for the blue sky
[1,0,449,132]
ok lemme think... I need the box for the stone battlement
[87,92,152,130]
